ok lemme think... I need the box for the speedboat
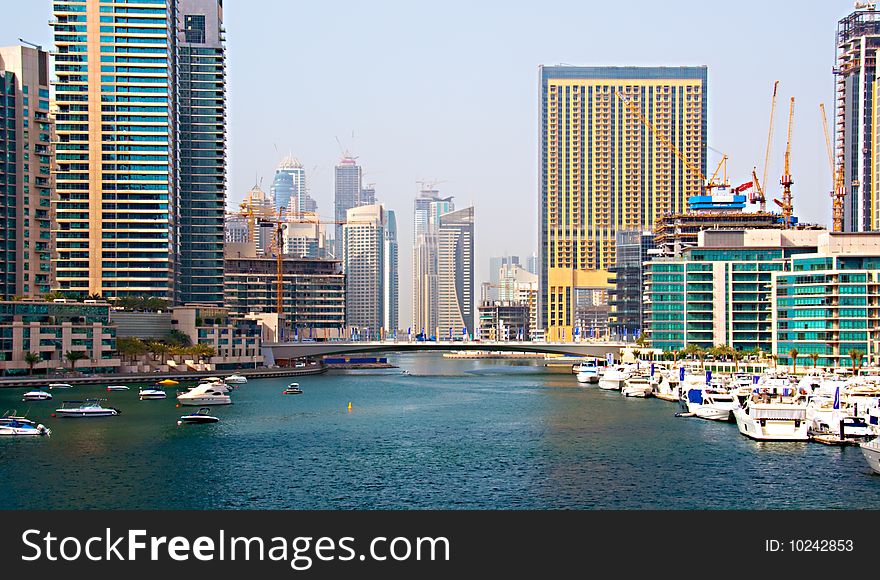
[860,437,880,475]
[139,387,167,400]
[685,388,738,421]
[283,383,303,395]
[0,415,50,436]
[732,389,810,441]
[106,385,130,392]
[225,374,247,384]
[622,376,653,398]
[48,383,72,389]
[55,399,120,418]
[177,407,220,425]
[177,383,231,406]
[22,390,52,401]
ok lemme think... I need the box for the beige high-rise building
[0,45,53,299]
[539,65,707,341]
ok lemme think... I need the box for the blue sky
[1,0,854,319]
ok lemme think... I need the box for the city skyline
[0,0,854,319]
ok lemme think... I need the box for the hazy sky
[2,0,854,322]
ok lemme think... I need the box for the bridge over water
[263,340,628,362]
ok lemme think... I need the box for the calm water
[1,353,878,510]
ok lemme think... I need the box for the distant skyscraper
[241,184,275,255]
[178,0,227,305]
[488,256,520,302]
[539,65,707,340]
[334,155,362,257]
[272,155,315,215]
[0,45,52,299]
[383,208,399,334]
[438,206,474,339]
[359,185,376,206]
[412,188,454,336]
[283,212,328,259]
[526,253,538,276]
[837,7,880,231]
[224,214,250,245]
[52,0,227,303]
[343,204,389,336]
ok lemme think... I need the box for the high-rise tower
[539,65,707,341]
[0,45,52,299]
[334,154,361,257]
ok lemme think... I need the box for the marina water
[1,353,878,510]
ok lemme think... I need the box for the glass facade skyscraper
[0,46,52,299]
[539,65,707,341]
[334,154,361,258]
[52,0,226,303]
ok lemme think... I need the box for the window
[184,14,206,44]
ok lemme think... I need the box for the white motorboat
[576,362,600,384]
[653,373,682,402]
[22,390,52,401]
[48,383,72,389]
[177,383,231,406]
[177,407,220,425]
[194,380,232,393]
[55,399,120,418]
[685,388,738,421]
[598,365,631,391]
[225,374,247,384]
[622,376,653,398]
[139,388,167,400]
[860,438,880,475]
[283,383,303,395]
[106,385,130,392]
[732,390,810,441]
[0,415,50,436]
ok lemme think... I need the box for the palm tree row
[659,344,867,375]
[116,336,215,364]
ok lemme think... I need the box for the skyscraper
[178,0,226,305]
[836,6,880,231]
[488,256,520,302]
[334,154,361,257]
[383,208,398,334]
[359,185,376,206]
[539,65,707,341]
[437,206,474,339]
[272,155,314,215]
[343,204,385,336]
[52,0,227,303]
[0,45,52,299]
[412,187,454,336]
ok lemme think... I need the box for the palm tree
[770,354,778,369]
[116,337,145,364]
[195,343,216,360]
[24,351,40,375]
[147,341,170,362]
[849,348,865,376]
[809,352,820,369]
[788,347,799,374]
[732,349,743,373]
[65,350,88,372]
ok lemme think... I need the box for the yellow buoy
[347,402,352,412]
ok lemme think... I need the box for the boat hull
[178,397,231,406]
[692,406,734,422]
[0,424,49,436]
[860,440,880,475]
[733,408,810,441]
[56,410,118,418]
[179,416,219,424]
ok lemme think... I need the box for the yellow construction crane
[614,90,707,187]
[820,102,846,232]
[774,97,795,228]
[258,210,286,319]
[754,81,779,212]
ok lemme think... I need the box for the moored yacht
[621,376,653,398]
[138,387,167,400]
[177,383,231,406]
[598,365,631,391]
[225,374,247,384]
[684,387,738,421]
[576,362,600,385]
[860,437,880,475]
[55,399,120,418]
[22,390,52,401]
[48,383,72,390]
[732,389,809,441]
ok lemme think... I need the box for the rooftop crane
[820,102,846,232]
[755,81,780,212]
[258,211,286,319]
[773,97,795,228]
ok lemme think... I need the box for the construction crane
[752,81,779,211]
[258,211,286,319]
[773,97,795,228]
[820,102,846,232]
[614,90,707,187]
